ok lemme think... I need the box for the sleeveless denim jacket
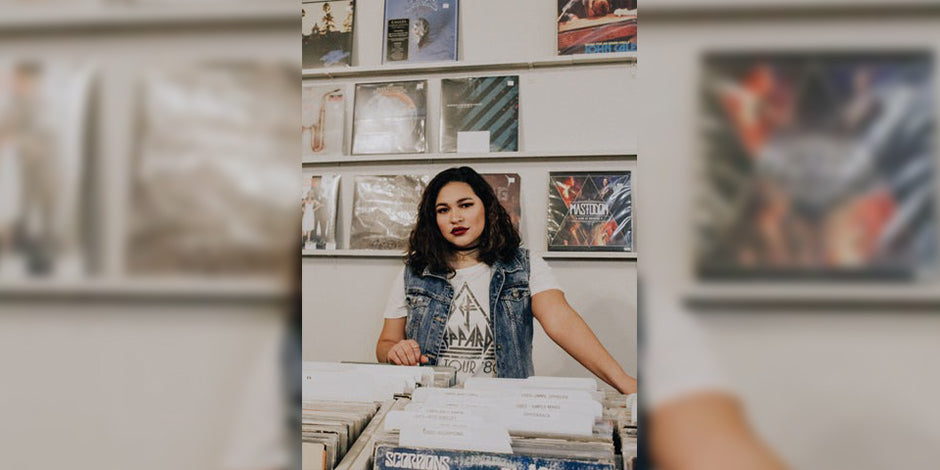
[402,247,534,378]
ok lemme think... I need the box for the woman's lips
[451,227,468,236]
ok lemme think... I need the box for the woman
[375,167,637,394]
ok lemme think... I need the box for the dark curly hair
[407,167,520,276]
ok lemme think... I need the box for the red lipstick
[451,226,468,236]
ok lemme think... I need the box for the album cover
[302,173,340,251]
[375,445,616,470]
[128,64,298,275]
[350,174,429,250]
[557,0,637,56]
[547,172,632,252]
[482,173,522,231]
[383,0,458,63]
[441,76,519,153]
[697,52,937,279]
[352,80,428,155]
[0,62,94,279]
[302,84,345,158]
[302,0,355,68]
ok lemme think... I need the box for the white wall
[302,0,638,379]
[641,11,940,470]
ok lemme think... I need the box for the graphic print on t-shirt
[438,281,496,377]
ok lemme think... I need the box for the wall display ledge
[540,252,637,260]
[303,149,638,166]
[0,278,288,302]
[643,0,940,18]
[0,1,296,32]
[684,282,940,310]
[303,53,637,79]
[305,250,636,261]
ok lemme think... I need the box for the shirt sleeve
[529,254,562,295]
[382,266,408,319]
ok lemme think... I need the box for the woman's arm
[650,392,789,470]
[532,289,637,394]
[376,318,427,365]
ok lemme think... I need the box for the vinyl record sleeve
[383,0,458,64]
[302,173,340,251]
[557,0,637,56]
[441,76,519,153]
[482,173,522,231]
[0,62,94,279]
[302,0,355,68]
[697,52,937,280]
[349,174,429,250]
[352,80,428,155]
[547,172,632,252]
[302,85,345,157]
[375,445,616,470]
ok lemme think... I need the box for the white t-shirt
[383,255,560,382]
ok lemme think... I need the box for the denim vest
[402,248,534,378]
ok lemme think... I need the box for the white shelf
[540,251,637,260]
[303,53,637,79]
[303,249,636,261]
[0,2,296,31]
[643,0,940,17]
[303,249,405,258]
[303,148,638,166]
[0,277,288,301]
[684,282,940,309]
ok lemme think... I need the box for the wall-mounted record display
[349,174,429,250]
[302,173,340,251]
[302,0,356,68]
[302,84,345,157]
[557,0,637,56]
[547,171,633,252]
[697,51,936,280]
[352,80,428,155]
[481,173,522,231]
[383,0,459,64]
[441,75,519,153]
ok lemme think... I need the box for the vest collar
[418,248,525,278]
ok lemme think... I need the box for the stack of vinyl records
[603,390,638,470]
[302,362,456,402]
[302,362,457,470]
[303,400,382,470]
[371,376,622,470]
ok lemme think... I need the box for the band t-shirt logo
[437,263,496,378]
[383,255,561,383]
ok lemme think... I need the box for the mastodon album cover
[547,172,632,252]
[697,52,937,279]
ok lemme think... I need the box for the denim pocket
[405,293,431,340]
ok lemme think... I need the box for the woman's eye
[460,203,473,209]
[437,208,448,214]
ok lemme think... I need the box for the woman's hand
[386,339,429,366]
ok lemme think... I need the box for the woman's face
[435,181,485,249]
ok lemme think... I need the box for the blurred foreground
[642,2,940,470]
[0,2,298,470]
